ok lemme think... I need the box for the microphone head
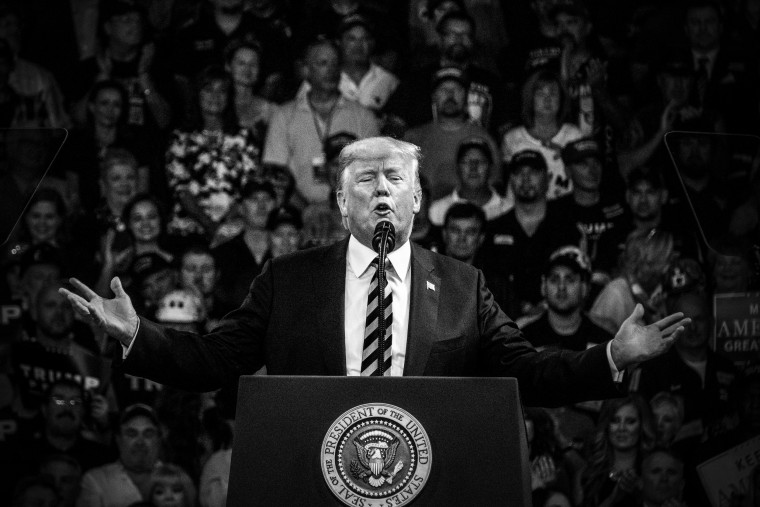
[372,221,396,253]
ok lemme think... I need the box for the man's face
[641,452,684,505]
[658,72,692,106]
[433,80,467,118]
[543,265,586,315]
[341,25,373,65]
[439,18,474,63]
[23,264,61,315]
[41,458,81,507]
[568,157,602,192]
[443,217,484,262]
[36,287,74,339]
[337,152,421,248]
[674,293,710,350]
[105,12,143,47]
[89,88,123,127]
[306,43,340,93]
[712,254,751,292]
[555,12,591,47]
[271,223,301,258]
[676,135,712,179]
[118,415,160,472]
[240,190,276,230]
[228,47,260,87]
[510,166,548,203]
[457,148,490,192]
[181,253,217,296]
[626,180,666,222]
[44,385,85,437]
[685,6,722,52]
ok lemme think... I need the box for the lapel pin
[426,281,435,291]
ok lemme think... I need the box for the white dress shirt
[345,235,411,376]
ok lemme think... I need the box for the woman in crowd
[148,464,196,507]
[165,66,260,244]
[581,394,656,507]
[123,194,175,261]
[590,229,674,333]
[224,37,277,149]
[501,70,582,200]
[649,391,685,449]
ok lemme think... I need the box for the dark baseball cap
[130,252,172,284]
[457,136,493,164]
[338,13,375,36]
[508,150,547,173]
[545,245,592,280]
[119,403,159,428]
[561,138,601,165]
[241,179,277,201]
[266,205,303,231]
[431,67,469,91]
[324,131,358,162]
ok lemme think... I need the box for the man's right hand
[59,277,139,347]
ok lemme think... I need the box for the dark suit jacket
[122,238,619,406]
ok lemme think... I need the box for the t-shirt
[521,312,612,351]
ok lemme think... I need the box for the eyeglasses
[50,396,84,407]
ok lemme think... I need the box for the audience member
[404,67,500,200]
[178,246,224,325]
[77,404,162,507]
[123,194,174,262]
[12,475,60,507]
[148,464,196,507]
[649,392,685,449]
[520,245,612,351]
[429,136,512,227]
[128,253,178,318]
[486,150,582,317]
[0,38,21,127]
[590,230,674,333]
[580,394,656,507]
[165,66,260,243]
[524,407,578,500]
[639,448,687,507]
[708,236,757,294]
[39,454,82,507]
[501,70,582,200]
[263,37,378,206]
[556,138,628,282]
[441,202,486,266]
[267,206,302,259]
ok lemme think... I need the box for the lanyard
[308,95,338,144]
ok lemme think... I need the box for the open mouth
[374,204,391,215]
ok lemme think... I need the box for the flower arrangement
[166,128,261,235]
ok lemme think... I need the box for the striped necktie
[361,257,392,376]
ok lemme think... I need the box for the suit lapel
[403,244,440,376]
[315,238,349,375]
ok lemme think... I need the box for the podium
[227,376,531,506]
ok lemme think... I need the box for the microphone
[372,221,396,254]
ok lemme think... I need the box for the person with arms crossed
[61,137,688,408]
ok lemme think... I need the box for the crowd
[0,0,759,506]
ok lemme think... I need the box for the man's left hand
[610,304,690,370]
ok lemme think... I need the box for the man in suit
[60,137,689,407]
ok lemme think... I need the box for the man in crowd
[179,245,224,325]
[77,404,162,507]
[129,253,177,318]
[485,149,582,317]
[639,449,686,507]
[520,245,612,351]
[263,37,378,206]
[429,136,511,227]
[62,137,688,409]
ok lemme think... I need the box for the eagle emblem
[350,430,405,488]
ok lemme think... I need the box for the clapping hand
[610,304,691,370]
[59,277,139,347]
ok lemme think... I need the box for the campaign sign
[713,292,760,369]
[698,435,760,507]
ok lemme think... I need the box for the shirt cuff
[606,341,625,383]
[121,319,140,360]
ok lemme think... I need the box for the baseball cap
[457,136,493,164]
[130,252,173,284]
[241,179,277,201]
[545,245,592,280]
[549,0,590,19]
[155,289,204,324]
[19,243,63,276]
[561,138,601,165]
[266,205,303,231]
[431,67,469,92]
[508,150,547,173]
[338,13,375,36]
[119,403,159,428]
[324,131,358,162]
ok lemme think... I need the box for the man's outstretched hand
[59,277,139,347]
[610,304,691,370]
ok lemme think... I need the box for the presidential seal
[321,403,432,507]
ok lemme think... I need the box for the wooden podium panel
[228,376,530,506]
